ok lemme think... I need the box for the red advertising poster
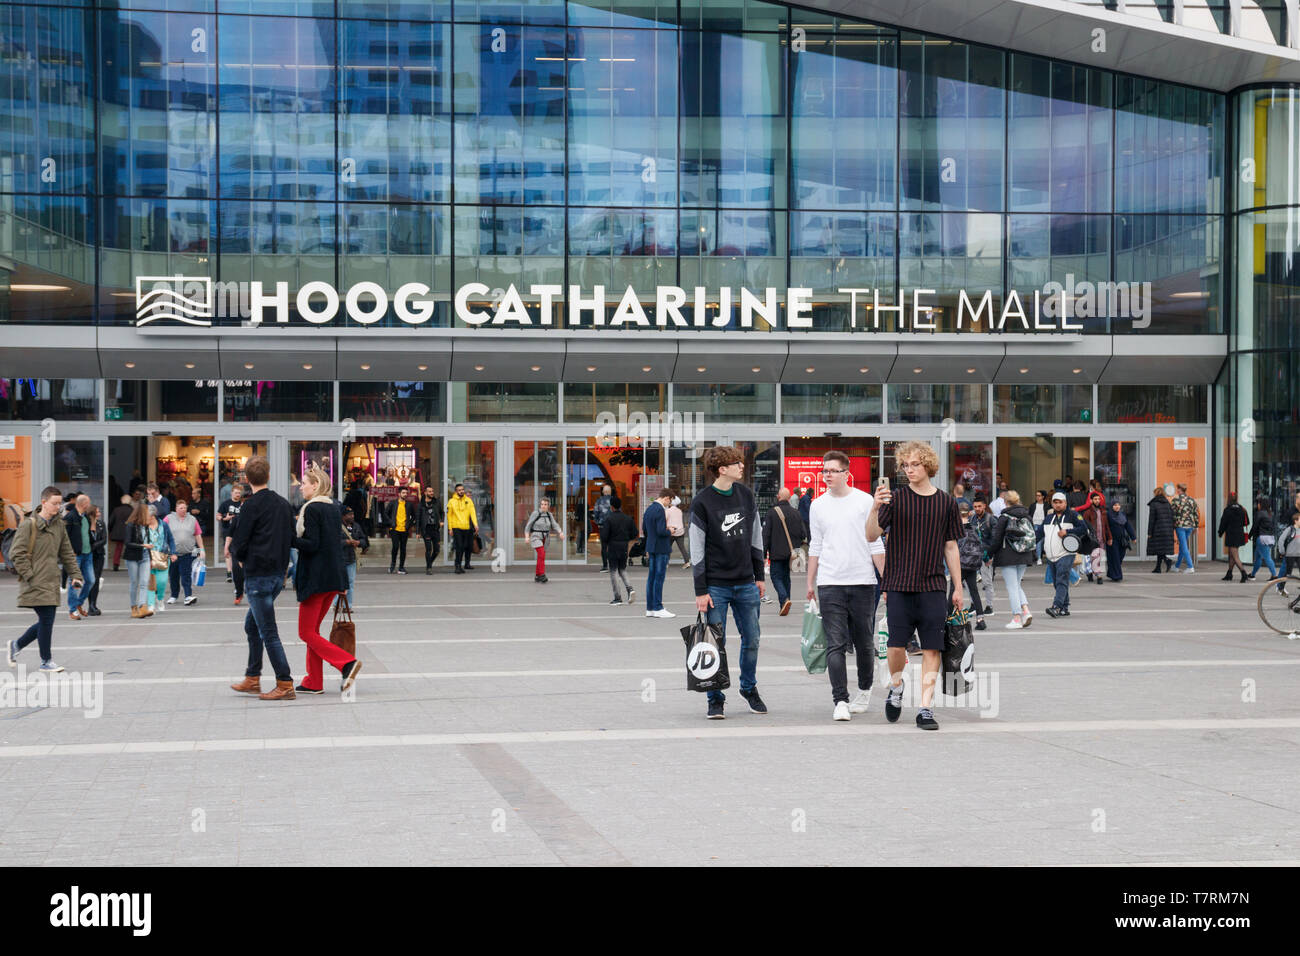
[1156,436,1207,558]
[783,455,872,498]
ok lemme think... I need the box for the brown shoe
[779,599,792,617]
[130,605,141,618]
[230,675,262,694]
[258,680,296,701]
[141,607,154,617]
[68,609,83,621]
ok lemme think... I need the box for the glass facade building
[0,0,1294,567]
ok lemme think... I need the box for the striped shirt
[876,485,962,593]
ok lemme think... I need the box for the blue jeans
[67,552,94,612]
[705,582,761,705]
[645,552,670,611]
[999,564,1029,614]
[769,558,791,607]
[333,563,357,611]
[1251,545,1279,578]
[127,558,151,606]
[243,574,292,682]
[169,552,194,599]
[15,605,57,662]
[1174,527,1195,569]
[1051,555,1074,609]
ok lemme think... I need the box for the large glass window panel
[217,15,336,202]
[1094,439,1141,534]
[339,19,450,205]
[0,195,95,325]
[950,440,992,499]
[339,381,445,421]
[780,384,882,422]
[1235,210,1300,353]
[1099,384,1208,423]
[1115,214,1221,334]
[224,381,332,421]
[338,202,450,327]
[337,1,452,20]
[1006,213,1110,333]
[568,207,676,291]
[1231,349,1300,522]
[0,5,94,194]
[888,383,986,423]
[99,197,214,324]
[513,439,563,561]
[1009,55,1112,214]
[672,383,774,421]
[567,0,678,29]
[563,382,665,423]
[790,211,896,331]
[734,439,781,512]
[1115,77,1223,216]
[455,0,565,25]
[453,205,564,316]
[452,25,566,205]
[900,34,1004,213]
[898,213,1002,332]
[993,384,1092,424]
[220,2,335,15]
[792,26,896,211]
[679,209,786,291]
[452,382,558,421]
[53,439,104,508]
[681,30,786,210]
[1234,88,1300,212]
[447,439,496,548]
[288,440,337,509]
[567,28,677,207]
[217,200,337,311]
[995,435,1088,502]
[679,0,787,32]
[0,379,96,420]
[106,380,219,421]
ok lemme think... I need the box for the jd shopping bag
[679,613,730,693]
[191,558,206,588]
[800,598,827,675]
[942,604,976,696]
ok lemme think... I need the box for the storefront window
[993,384,1092,424]
[224,382,332,422]
[452,383,557,422]
[0,380,97,421]
[785,437,879,495]
[53,439,104,507]
[888,384,986,423]
[289,441,338,509]
[951,441,993,501]
[106,380,219,422]
[339,382,445,422]
[448,439,496,549]
[781,384,881,423]
[1099,385,1208,423]
[672,383,775,422]
[563,383,665,424]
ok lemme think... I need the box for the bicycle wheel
[1257,576,1300,635]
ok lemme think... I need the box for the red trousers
[535,546,546,575]
[298,590,355,691]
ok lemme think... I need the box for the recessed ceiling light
[859,367,869,373]
[473,364,484,371]
[1072,368,1083,374]
[301,363,313,370]
[586,365,597,372]
[10,284,69,292]
[124,362,135,369]
[530,365,541,372]
[641,366,652,372]
[966,368,976,374]
[417,364,428,371]
[184,363,195,369]
[360,363,371,370]
[751,366,761,373]
[1019,367,1029,374]
[805,366,815,373]
[697,366,706,372]
[913,367,922,374]
[244,363,255,370]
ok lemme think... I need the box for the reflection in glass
[781,384,882,422]
[993,384,1092,424]
[888,383,986,423]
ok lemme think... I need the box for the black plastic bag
[680,613,730,693]
[942,605,975,696]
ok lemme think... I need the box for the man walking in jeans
[228,455,298,701]
[63,494,95,621]
[642,488,675,619]
[806,451,886,721]
[1043,491,1086,618]
[690,446,767,720]
[1170,483,1200,573]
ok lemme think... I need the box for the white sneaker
[848,689,871,713]
[154,601,164,612]
[1005,619,1023,629]
[1186,567,1196,574]
[166,597,176,605]
[645,610,656,618]
[184,595,198,606]
[654,609,676,619]
[833,701,851,721]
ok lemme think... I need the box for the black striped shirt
[876,485,962,593]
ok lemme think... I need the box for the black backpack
[958,528,984,571]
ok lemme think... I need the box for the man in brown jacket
[8,486,83,673]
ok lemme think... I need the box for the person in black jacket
[762,487,805,617]
[1043,491,1087,618]
[1248,501,1280,580]
[107,493,133,571]
[418,485,442,574]
[335,506,369,610]
[1105,501,1136,582]
[1217,491,1251,582]
[599,497,637,606]
[988,491,1035,629]
[228,455,298,701]
[1147,489,1176,573]
[291,465,361,697]
[84,505,107,616]
[384,485,417,574]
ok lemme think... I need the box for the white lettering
[345,281,387,325]
[394,282,433,325]
[249,281,290,325]
[958,289,993,329]
[455,282,491,326]
[296,280,339,324]
[492,284,532,324]
[530,284,562,325]
[912,289,936,330]
[655,286,688,327]
[569,284,606,326]
[787,287,813,328]
[739,287,778,329]
[610,286,650,326]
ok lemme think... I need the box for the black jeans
[232,558,245,599]
[422,526,441,568]
[453,528,475,569]
[818,584,877,703]
[169,553,195,598]
[960,568,984,615]
[390,530,409,570]
[88,552,106,607]
[16,605,57,662]
[769,559,791,606]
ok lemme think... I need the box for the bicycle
[1257,575,1300,638]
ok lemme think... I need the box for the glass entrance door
[1095,440,1141,547]
[513,440,563,562]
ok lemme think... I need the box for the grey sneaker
[38,661,65,673]
[7,640,17,667]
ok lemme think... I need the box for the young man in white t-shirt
[804,451,887,721]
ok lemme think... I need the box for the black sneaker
[626,588,635,605]
[387,568,395,574]
[885,681,904,722]
[984,605,995,615]
[975,618,987,631]
[1059,607,1071,616]
[906,640,922,655]
[1045,605,1060,618]
[294,684,324,695]
[706,701,725,719]
[397,568,408,575]
[341,659,363,693]
[739,688,768,714]
[608,597,623,605]
[915,708,939,730]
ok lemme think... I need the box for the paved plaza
[0,560,1297,867]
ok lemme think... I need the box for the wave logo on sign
[686,643,721,681]
[135,275,213,327]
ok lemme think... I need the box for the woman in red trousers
[292,465,361,696]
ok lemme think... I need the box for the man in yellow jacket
[447,483,479,574]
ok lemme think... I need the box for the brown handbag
[329,594,356,656]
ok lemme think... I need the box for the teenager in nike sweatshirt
[688,445,767,720]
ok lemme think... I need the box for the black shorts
[885,590,946,651]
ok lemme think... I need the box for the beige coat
[9,514,80,607]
